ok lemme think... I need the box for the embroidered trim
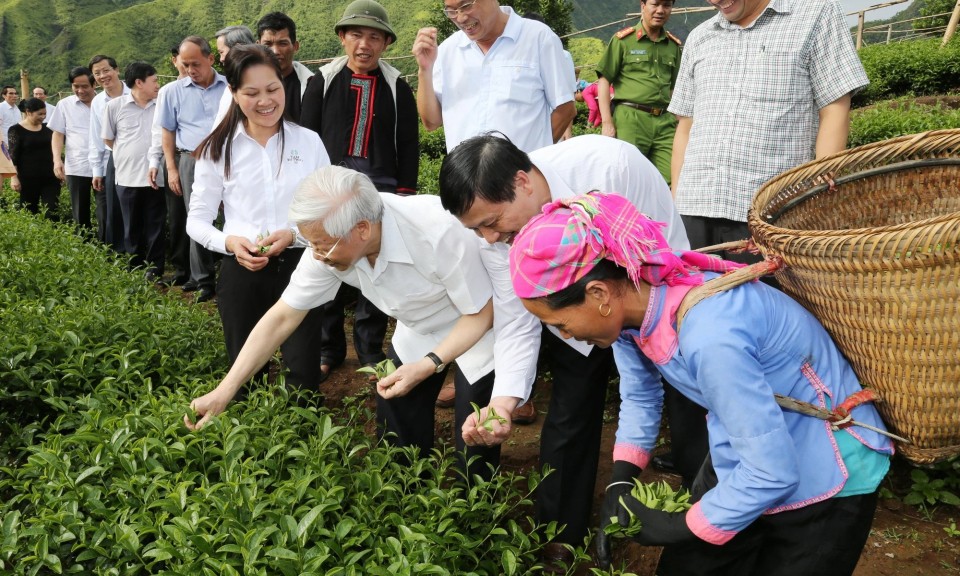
[613,443,651,470]
[687,501,738,545]
[348,74,377,158]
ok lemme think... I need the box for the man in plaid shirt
[669,0,867,255]
[661,0,869,515]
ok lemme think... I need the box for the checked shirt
[668,0,867,222]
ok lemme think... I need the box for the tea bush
[0,210,226,460]
[0,208,559,574]
[855,38,960,106]
[848,99,960,147]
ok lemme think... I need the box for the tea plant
[603,480,692,538]
[357,358,398,379]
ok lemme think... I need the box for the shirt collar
[230,120,283,146]
[366,201,414,278]
[456,6,520,49]
[713,0,790,30]
[183,72,227,90]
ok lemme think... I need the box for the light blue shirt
[157,73,227,152]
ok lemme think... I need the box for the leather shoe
[181,280,199,292]
[541,542,575,574]
[652,454,677,473]
[511,401,537,425]
[196,287,216,303]
[169,275,189,287]
[435,380,455,408]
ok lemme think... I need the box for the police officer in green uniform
[596,0,681,184]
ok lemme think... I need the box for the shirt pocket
[622,52,652,73]
[492,60,542,105]
[743,49,807,103]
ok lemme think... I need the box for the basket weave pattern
[749,130,960,464]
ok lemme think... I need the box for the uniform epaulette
[615,26,636,40]
[666,30,683,46]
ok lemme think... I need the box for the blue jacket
[612,276,893,544]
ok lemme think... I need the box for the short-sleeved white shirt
[433,7,574,153]
[102,94,155,187]
[487,135,690,401]
[0,101,21,147]
[88,85,131,178]
[282,194,495,382]
[46,95,93,177]
[187,122,330,254]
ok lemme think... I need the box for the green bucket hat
[335,0,397,44]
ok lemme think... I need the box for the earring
[599,302,611,317]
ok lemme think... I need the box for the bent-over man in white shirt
[186,166,500,480]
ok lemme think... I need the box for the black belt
[615,101,665,116]
[175,147,193,155]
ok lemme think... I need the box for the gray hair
[216,25,256,48]
[289,166,384,236]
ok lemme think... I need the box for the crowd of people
[2,0,894,573]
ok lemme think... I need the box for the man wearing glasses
[596,0,681,186]
[412,0,575,153]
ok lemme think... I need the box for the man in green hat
[300,0,419,386]
[596,0,681,185]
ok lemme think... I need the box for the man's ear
[514,170,533,197]
[355,220,372,240]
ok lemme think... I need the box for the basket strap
[676,257,783,331]
[692,238,760,255]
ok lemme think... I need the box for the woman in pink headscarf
[509,191,892,576]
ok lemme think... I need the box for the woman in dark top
[8,98,60,216]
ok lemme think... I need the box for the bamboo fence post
[943,0,960,45]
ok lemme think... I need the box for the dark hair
[439,132,533,216]
[257,11,297,43]
[123,61,157,88]
[539,259,630,310]
[170,45,181,57]
[194,45,285,179]
[181,35,212,56]
[68,67,95,85]
[1,85,15,96]
[216,25,256,48]
[21,97,45,113]
[88,55,118,70]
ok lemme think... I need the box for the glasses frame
[442,0,479,19]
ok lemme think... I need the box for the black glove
[595,460,642,569]
[618,495,694,546]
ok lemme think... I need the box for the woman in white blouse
[186,166,501,480]
[186,44,330,395]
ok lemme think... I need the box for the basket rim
[749,129,960,239]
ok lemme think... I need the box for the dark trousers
[162,162,189,282]
[320,284,388,366]
[375,346,499,481]
[537,328,613,545]
[103,153,124,252]
[658,467,878,576]
[115,184,166,275]
[66,175,93,229]
[18,178,60,217]
[178,152,216,290]
[216,251,324,392]
[680,215,760,265]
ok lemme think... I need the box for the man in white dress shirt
[48,67,96,230]
[439,132,688,564]
[186,166,500,481]
[412,0,575,153]
[32,87,56,123]
[0,86,21,148]
[88,55,129,250]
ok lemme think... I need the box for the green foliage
[848,99,960,147]
[903,468,960,510]
[0,209,225,460]
[914,0,955,31]
[428,0,574,43]
[418,154,443,196]
[568,36,605,82]
[854,38,960,106]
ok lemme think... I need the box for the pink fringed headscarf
[510,191,744,298]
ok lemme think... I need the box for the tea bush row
[848,99,960,148]
[855,38,960,106]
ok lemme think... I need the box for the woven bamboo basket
[748,129,960,464]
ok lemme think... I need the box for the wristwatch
[425,352,447,374]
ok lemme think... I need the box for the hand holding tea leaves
[599,479,694,549]
[366,359,426,400]
[184,385,236,431]
[461,397,516,447]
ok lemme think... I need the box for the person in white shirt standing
[412,0,575,153]
[48,67,96,230]
[186,44,329,396]
[102,62,165,281]
[88,55,129,251]
[0,86,21,148]
[32,87,56,123]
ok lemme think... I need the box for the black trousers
[216,250,324,392]
[162,162,189,282]
[18,177,60,217]
[320,283,388,366]
[658,479,878,576]
[66,175,93,229]
[115,184,166,276]
[376,346,499,481]
[537,327,613,545]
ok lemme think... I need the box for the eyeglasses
[310,235,342,261]
[443,0,479,19]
